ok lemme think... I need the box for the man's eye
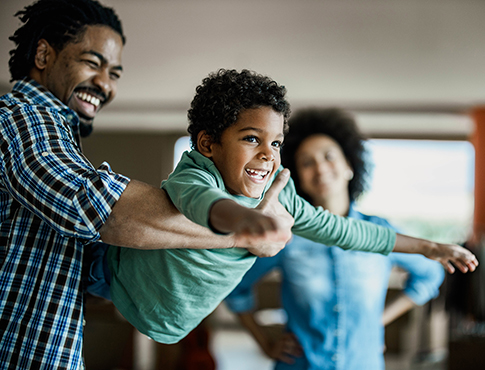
[110,72,122,80]
[85,60,99,68]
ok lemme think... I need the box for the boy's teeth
[246,169,268,179]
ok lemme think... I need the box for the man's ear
[34,39,54,70]
[197,131,214,158]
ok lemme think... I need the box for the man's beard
[78,112,94,137]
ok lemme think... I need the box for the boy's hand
[426,243,478,274]
[394,233,479,274]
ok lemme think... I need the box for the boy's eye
[272,141,282,148]
[243,136,258,143]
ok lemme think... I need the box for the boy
[93,69,477,344]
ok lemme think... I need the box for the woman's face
[294,134,352,204]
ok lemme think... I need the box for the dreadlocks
[8,0,125,82]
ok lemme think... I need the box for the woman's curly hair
[188,69,291,149]
[281,107,370,203]
[8,0,125,82]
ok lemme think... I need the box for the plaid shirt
[0,79,130,369]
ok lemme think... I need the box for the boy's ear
[197,131,213,158]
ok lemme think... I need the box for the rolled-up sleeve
[0,105,129,242]
[389,253,445,305]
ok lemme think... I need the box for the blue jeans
[85,242,111,300]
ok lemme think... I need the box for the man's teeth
[246,169,269,179]
[76,92,101,107]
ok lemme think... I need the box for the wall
[82,131,184,187]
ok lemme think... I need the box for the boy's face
[209,107,284,198]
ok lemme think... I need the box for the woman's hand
[264,332,303,364]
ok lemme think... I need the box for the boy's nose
[258,148,275,161]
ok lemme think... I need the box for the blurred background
[1,0,485,369]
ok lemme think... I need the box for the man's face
[208,107,284,199]
[40,25,123,132]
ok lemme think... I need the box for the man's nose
[92,70,112,98]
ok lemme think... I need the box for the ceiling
[1,0,484,137]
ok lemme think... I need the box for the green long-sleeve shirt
[107,150,396,343]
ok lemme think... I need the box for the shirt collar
[347,202,362,219]
[13,78,81,138]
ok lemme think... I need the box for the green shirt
[108,150,396,343]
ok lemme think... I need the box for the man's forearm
[99,179,236,250]
[99,179,290,257]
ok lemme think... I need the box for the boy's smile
[207,107,284,198]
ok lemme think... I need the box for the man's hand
[236,169,294,257]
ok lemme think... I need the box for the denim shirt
[225,205,445,370]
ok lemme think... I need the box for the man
[0,0,294,368]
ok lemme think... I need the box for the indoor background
[1,1,484,369]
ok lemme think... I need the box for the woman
[225,108,445,370]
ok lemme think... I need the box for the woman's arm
[237,312,302,364]
[382,293,416,326]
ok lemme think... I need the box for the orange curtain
[471,107,485,241]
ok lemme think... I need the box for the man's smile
[71,87,107,117]
[75,91,101,108]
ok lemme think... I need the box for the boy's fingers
[260,169,290,206]
[453,260,469,273]
[444,261,455,274]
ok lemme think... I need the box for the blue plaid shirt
[0,79,130,369]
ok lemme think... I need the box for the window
[357,139,475,243]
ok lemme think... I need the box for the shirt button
[333,305,341,312]
[332,354,339,361]
[42,152,49,157]
[334,329,341,337]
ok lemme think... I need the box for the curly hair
[281,108,370,203]
[187,69,291,149]
[8,0,125,82]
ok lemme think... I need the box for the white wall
[1,0,483,135]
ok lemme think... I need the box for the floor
[210,328,447,370]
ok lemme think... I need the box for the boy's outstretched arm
[393,233,478,273]
[210,169,294,257]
